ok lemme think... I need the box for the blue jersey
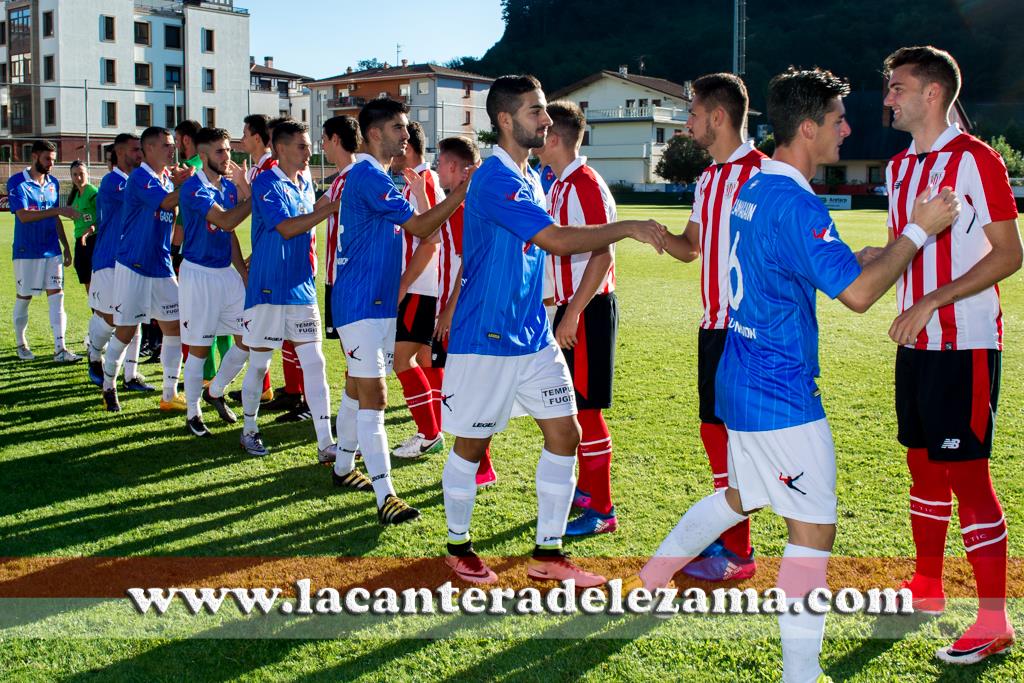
[246,166,317,308]
[537,164,557,195]
[715,160,862,431]
[92,168,130,272]
[116,163,176,278]
[449,147,555,357]
[8,169,61,260]
[332,154,415,327]
[180,170,239,269]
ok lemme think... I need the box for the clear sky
[242,0,506,79]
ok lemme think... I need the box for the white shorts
[14,256,63,296]
[242,303,321,349]
[178,260,245,346]
[338,318,396,378]
[442,340,576,438]
[89,267,116,314]
[112,262,179,325]
[727,418,838,525]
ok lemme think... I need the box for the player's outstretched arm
[274,199,339,240]
[531,219,668,257]
[16,205,80,223]
[205,198,252,232]
[664,220,701,263]
[401,183,467,239]
[838,187,960,313]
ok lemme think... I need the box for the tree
[655,135,711,184]
[756,133,776,156]
[357,58,383,71]
[476,129,498,146]
[989,135,1024,178]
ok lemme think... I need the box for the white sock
[778,544,831,683]
[209,344,248,398]
[102,336,129,390]
[88,313,114,362]
[640,489,747,589]
[13,298,30,347]
[535,449,577,548]
[183,353,206,419]
[357,408,394,507]
[294,341,333,449]
[123,330,141,380]
[47,292,66,352]
[443,450,479,543]
[160,335,183,401]
[333,393,360,476]
[242,350,273,433]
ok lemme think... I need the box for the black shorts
[431,335,448,369]
[697,327,727,424]
[324,283,338,339]
[396,293,437,345]
[73,233,95,284]
[896,346,1001,461]
[553,292,617,410]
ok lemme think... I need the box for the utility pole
[733,0,747,75]
[83,80,90,164]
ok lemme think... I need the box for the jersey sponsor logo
[929,170,945,193]
[541,384,573,408]
[728,317,757,339]
[812,222,837,243]
[182,320,189,328]
[146,180,159,189]
[779,472,807,495]
[941,438,961,449]
[731,199,756,221]
[486,332,501,340]
[114,304,122,313]
[261,191,273,202]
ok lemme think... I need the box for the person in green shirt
[69,160,99,293]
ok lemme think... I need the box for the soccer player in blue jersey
[238,120,339,459]
[623,68,959,683]
[439,75,667,586]
[178,127,254,437]
[8,139,82,362]
[331,98,472,524]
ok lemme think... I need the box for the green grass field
[0,206,1021,681]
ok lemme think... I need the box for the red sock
[182,343,190,361]
[281,341,304,395]
[577,409,613,515]
[477,446,494,480]
[397,366,439,439]
[263,371,271,393]
[701,422,751,557]
[949,458,1010,632]
[422,366,444,428]
[907,448,952,587]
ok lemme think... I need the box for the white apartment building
[248,55,310,124]
[0,0,249,163]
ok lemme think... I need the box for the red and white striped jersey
[886,125,1019,351]
[247,151,276,184]
[324,162,354,286]
[400,162,445,297]
[437,203,464,314]
[689,141,765,330]
[547,156,617,306]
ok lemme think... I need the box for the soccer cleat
[476,467,498,489]
[565,507,618,537]
[682,542,757,582]
[102,388,121,412]
[392,433,445,459]
[446,545,498,585]
[159,393,187,412]
[572,487,593,509]
[185,415,211,438]
[16,345,35,361]
[936,624,1014,665]
[240,431,269,456]
[228,388,273,404]
[898,578,946,615]
[527,550,606,588]
[123,375,156,392]
[332,468,372,490]
[88,361,104,386]
[202,388,237,423]
[378,494,420,525]
[262,389,301,413]
[275,400,312,423]
[54,348,82,363]
[317,443,338,465]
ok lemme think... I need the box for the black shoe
[102,388,121,412]
[203,388,237,423]
[143,349,162,364]
[262,390,301,413]
[378,494,420,525]
[228,389,242,403]
[332,468,373,490]
[185,415,211,438]
[275,400,311,423]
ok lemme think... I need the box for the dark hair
[32,140,56,154]
[357,98,409,138]
[406,121,425,156]
[113,132,139,147]
[68,161,85,203]
[105,143,117,166]
[767,67,850,146]
[195,127,231,147]
[173,119,202,142]
[244,114,271,145]
[271,119,307,148]
[485,75,542,132]
[323,115,361,153]
[884,46,961,109]
[140,126,172,147]
[546,100,586,147]
[268,116,292,132]
[437,136,480,165]
[692,72,749,131]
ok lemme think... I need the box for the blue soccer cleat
[682,541,756,582]
[565,507,618,537]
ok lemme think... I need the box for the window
[164,24,181,49]
[0,64,6,82]
[203,107,215,127]
[868,166,884,184]
[0,146,10,161]
[463,80,472,98]
[0,21,6,46]
[625,99,635,108]
[579,101,588,111]
[201,28,214,52]
[652,99,662,107]
[823,165,847,185]
[202,68,215,92]
[22,143,32,161]
[582,130,590,146]
[301,109,307,122]
[399,83,410,100]
[463,111,471,125]
[134,21,150,45]
[656,127,665,144]
[103,101,117,127]
[277,80,289,95]
[416,80,429,95]
[165,65,182,89]
[165,105,183,127]
[101,59,116,84]
[43,55,54,82]
[135,104,152,128]
[101,15,115,41]
[639,98,648,107]
[42,11,53,37]
[44,99,55,126]
[135,63,151,87]
[0,105,7,129]
[417,108,429,122]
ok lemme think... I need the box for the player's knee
[786,520,836,551]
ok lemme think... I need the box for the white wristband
[902,223,928,249]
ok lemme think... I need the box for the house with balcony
[549,66,692,188]
[248,56,311,124]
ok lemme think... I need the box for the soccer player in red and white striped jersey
[662,73,764,580]
[881,46,1021,665]
[534,101,620,537]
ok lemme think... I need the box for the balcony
[327,96,366,109]
[584,105,687,123]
